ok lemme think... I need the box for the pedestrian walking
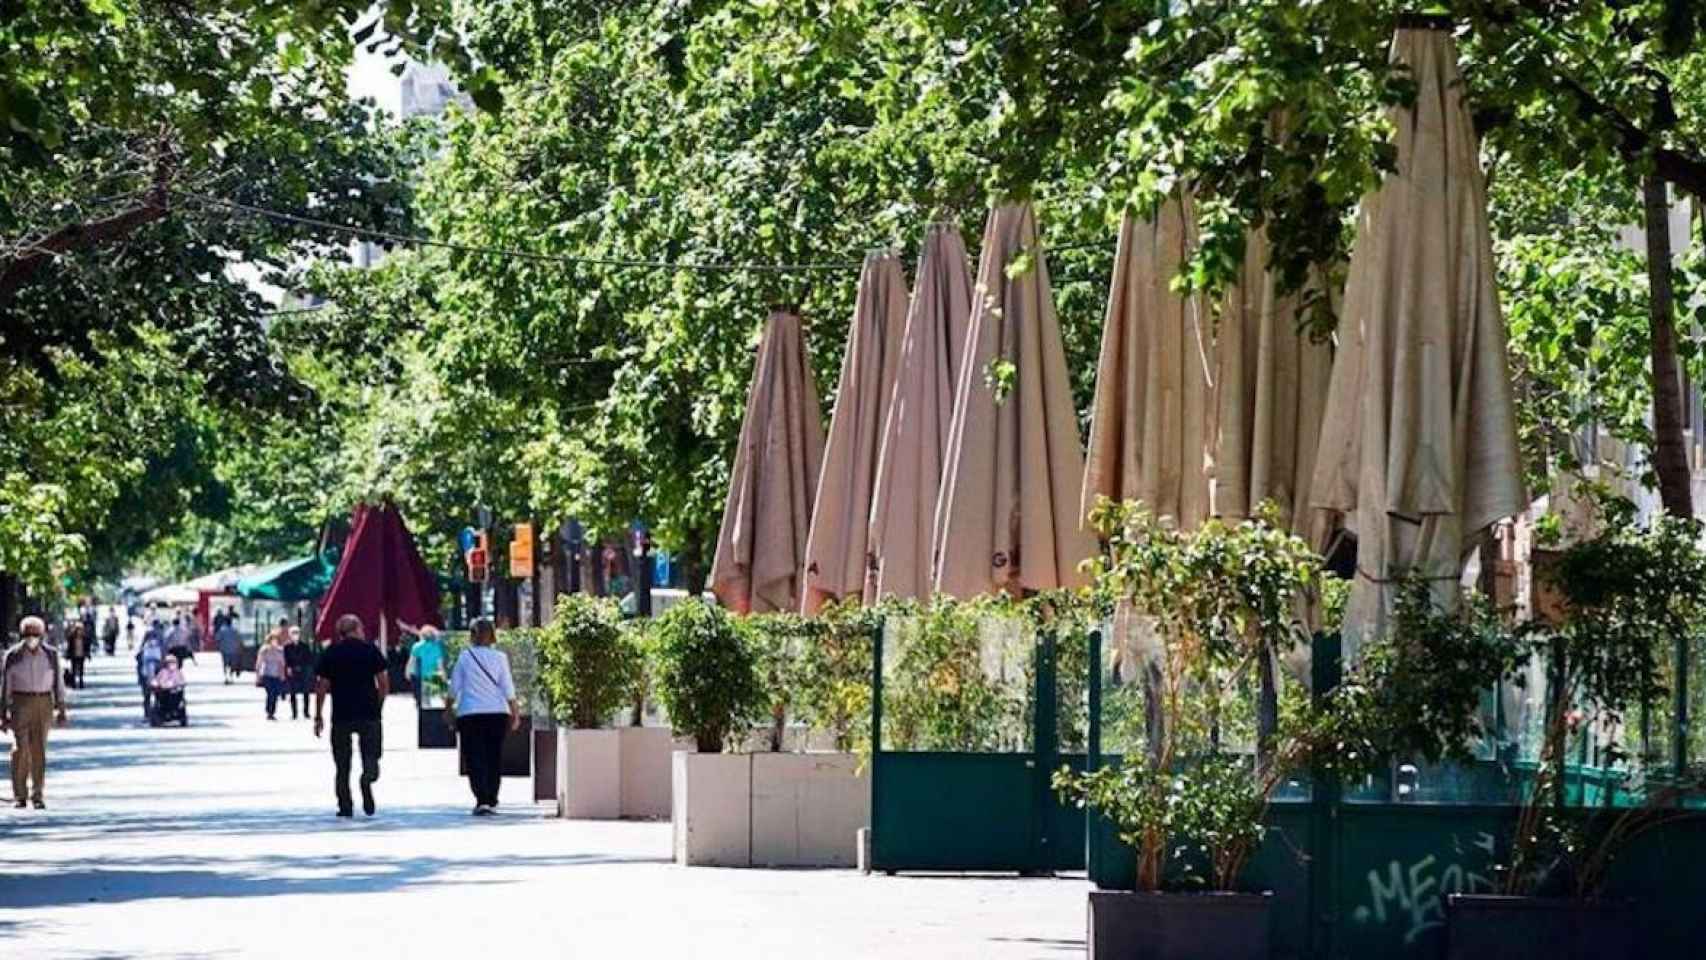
[1,617,69,809]
[283,626,314,720]
[313,614,388,818]
[101,611,119,657]
[255,632,288,720]
[216,616,240,683]
[124,618,135,651]
[64,622,88,689]
[446,617,520,816]
[136,628,165,719]
[405,626,447,706]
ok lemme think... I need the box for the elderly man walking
[1,617,69,809]
[314,614,389,818]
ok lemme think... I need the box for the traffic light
[467,531,489,583]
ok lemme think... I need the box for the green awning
[235,552,338,602]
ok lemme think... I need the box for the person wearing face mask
[1,617,69,809]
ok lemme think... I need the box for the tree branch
[0,143,175,304]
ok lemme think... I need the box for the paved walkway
[1,650,1088,958]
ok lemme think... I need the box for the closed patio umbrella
[315,501,444,643]
[866,224,973,602]
[1213,227,1335,544]
[1310,26,1527,655]
[802,252,909,613]
[1081,196,1214,530]
[710,309,826,614]
[933,202,1095,597]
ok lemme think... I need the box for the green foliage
[1320,585,1526,783]
[493,628,541,716]
[881,597,1031,753]
[649,599,763,753]
[535,594,640,729]
[743,600,878,752]
[1066,497,1321,892]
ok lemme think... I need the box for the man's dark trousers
[330,719,382,813]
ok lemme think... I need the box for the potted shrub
[742,604,873,866]
[654,599,765,865]
[1055,500,1319,960]
[535,594,658,818]
[1442,507,1706,960]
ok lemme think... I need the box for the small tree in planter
[651,599,764,752]
[1054,499,1319,959]
[1439,507,1706,959]
[536,594,639,729]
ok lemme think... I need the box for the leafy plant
[1502,506,1706,898]
[649,599,764,753]
[494,628,542,717]
[1056,498,1320,892]
[882,597,1030,752]
[535,594,640,729]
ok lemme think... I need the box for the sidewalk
[0,649,1088,958]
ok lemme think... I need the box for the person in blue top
[405,626,447,706]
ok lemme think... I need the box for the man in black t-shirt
[313,615,390,817]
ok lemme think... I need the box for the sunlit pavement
[0,650,1087,958]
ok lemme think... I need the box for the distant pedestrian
[136,629,165,719]
[216,617,240,683]
[446,617,520,816]
[313,615,388,818]
[64,623,88,689]
[406,626,447,706]
[101,611,119,657]
[283,626,314,720]
[124,618,135,650]
[184,616,203,654]
[1,617,69,809]
[255,633,288,721]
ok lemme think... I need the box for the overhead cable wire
[173,189,868,273]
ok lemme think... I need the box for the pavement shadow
[0,802,557,844]
[0,849,666,912]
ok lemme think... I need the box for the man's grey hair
[17,616,44,636]
[336,614,364,639]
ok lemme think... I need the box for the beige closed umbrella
[710,309,827,614]
[866,224,974,602]
[1310,26,1527,655]
[933,202,1096,597]
[802,252,909,613]
[1081,197,1215,529]
[1213,228,1335,545]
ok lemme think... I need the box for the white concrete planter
[672,751,752,867]
[557,727,686,820]
[671,750,868,868]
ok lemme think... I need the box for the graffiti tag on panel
[1350,832,1497,946]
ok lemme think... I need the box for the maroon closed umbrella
[316,501,443,644]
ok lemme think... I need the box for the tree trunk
[1644,175,1694,519]
[681,525,708,596]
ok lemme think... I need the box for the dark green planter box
[502,715,532,777]
[533,728,557,802]
[1446,895,1636,960]
[1088,891,1271,960]
[418,706,456,749]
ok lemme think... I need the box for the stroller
[150,687,187,727]
[150,658,189,727]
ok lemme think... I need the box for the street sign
[510,522,535,579]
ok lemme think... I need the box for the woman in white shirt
[446,617,520,815]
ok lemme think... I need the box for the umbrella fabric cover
[1310,27,1526,655]
[1212,227,1334,544]
[933,203,1096,597]
[1082,198,1215,530]
[802,252,909,613]
[866,225,974,603]
[710,310,826,614]
[315,502,444,642]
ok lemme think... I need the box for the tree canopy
[5,1,1705,601]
